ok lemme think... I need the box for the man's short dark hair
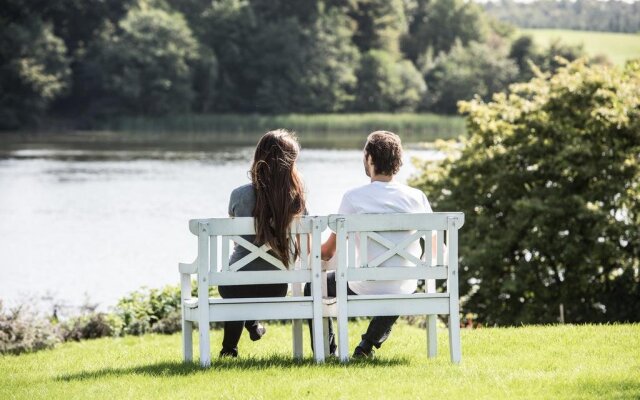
[364,131,403,176]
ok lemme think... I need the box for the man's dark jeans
[304,271,399,354]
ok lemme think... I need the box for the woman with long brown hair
[218,129,306,357]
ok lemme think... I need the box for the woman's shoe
[219,347,238,358]
[248,322,266,341]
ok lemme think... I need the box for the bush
[0,301,60,355]
[411,59,640,325]
[60,312,123,341]
[115,285,183,335]
[150,310,182,334]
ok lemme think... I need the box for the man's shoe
[248,322,266,341]
[352,340,375,358]
[219,347,238,358]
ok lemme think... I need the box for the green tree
[349,0,407,54]
[0,13,70,129]
[96,6,198,115]
[196,0,257,112]
[537,38,587,75]
[353,50,425,112]
[509,35,591,82]
[295,6,360,112]
[253,7,359,113]
[41,0,134,118]
[402,0,489,64]
[422,40,518,114]
[508,35,538,81]
[411,59,640,325]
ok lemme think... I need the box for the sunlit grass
[1,321,638,399]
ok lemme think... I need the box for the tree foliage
[0,8,70,129]
[349,0,407,55]
[402,0,489,63]
[423,40,518,114]
[95,6,198,115]
[354,50,425,112]
[411,59,640,325]
[1,0,616,128]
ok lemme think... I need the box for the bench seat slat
[345,296,449,317]
[183,297,315,322]
[208,269,312,285]
[347,266,447,281]
[184,296,312,308]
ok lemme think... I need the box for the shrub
[59,312,123,341]
[0,301,60,355]
[150,310,182,335]
[115,285,183,335]
[411,59,640,325]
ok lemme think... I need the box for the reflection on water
[0,145,442,309]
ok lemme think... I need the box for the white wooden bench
[179,212,464,365]
[325,212,464,363]
[178,216,328,367]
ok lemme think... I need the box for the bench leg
[199,318,211,367]
[292,319,303,359]
[182,316,193,362]
[448,313,461,364]
[427,314,437,358]
[337,300,349,362]
[312,314,325,363]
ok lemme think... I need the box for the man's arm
[321,233,337,261]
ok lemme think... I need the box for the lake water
[0,143,442,311]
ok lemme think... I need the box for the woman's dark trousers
[218,283,288,351]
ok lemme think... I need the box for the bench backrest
[328,212,464,287]
[188,216,326,288]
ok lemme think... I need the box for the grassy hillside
[1,321,639,399]
[523,29,640,66]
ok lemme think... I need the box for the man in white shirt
[305,131,434,358]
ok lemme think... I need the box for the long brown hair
[250,129,305,268]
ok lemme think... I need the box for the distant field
[523,29,640,66]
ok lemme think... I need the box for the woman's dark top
[227,183,306,271]
[219,184,290,305]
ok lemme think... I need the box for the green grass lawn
[2,321,639,399]
[523,28,640,66]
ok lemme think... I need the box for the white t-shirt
[338,180,433,295]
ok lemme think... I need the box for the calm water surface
[0,144,442,310]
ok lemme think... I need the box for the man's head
[363,131,403,178]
